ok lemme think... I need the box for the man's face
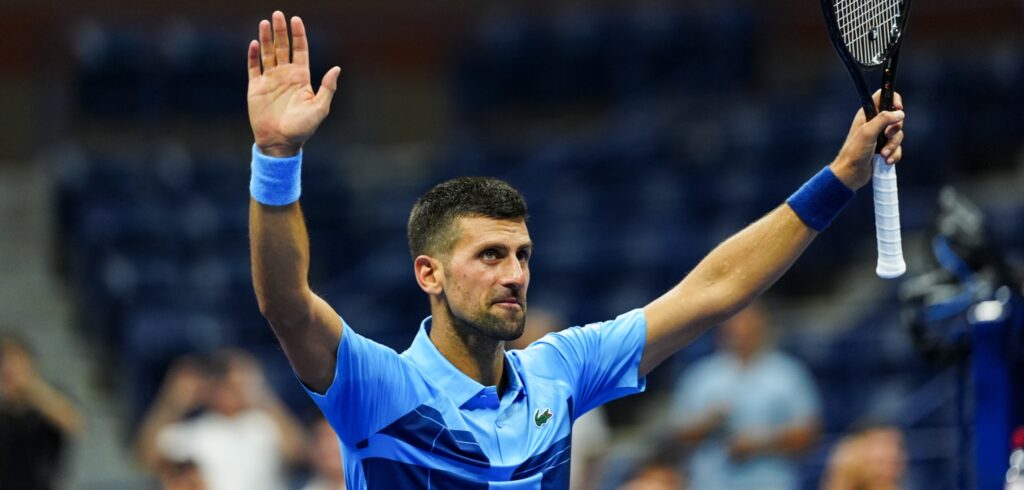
[441,216,531,342]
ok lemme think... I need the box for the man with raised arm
[246,10,905,489]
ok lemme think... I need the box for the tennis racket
[820,0,912,279]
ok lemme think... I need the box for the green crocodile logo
[534,408,553,428]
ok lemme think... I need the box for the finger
[247,40,261,80]
[860,110,904,141]
[884,122,903,139]
[290,16,309,67]
[272,11,291,65]
[314,66,341,112]
[885,118,904,135]
[881,130,904,158]
[871,89,902,111]
[889,146,902,165]
[259,19,276,68]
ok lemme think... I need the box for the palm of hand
[246,12,339,156]
[248,65,320,151]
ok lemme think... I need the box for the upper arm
[249,198,342,392]
[268,291,343,394]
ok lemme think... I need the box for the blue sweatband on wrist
[250,144,302,206]
[786,166,856,232]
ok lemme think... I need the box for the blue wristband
[250,144,302,206]
[786,166,856,232]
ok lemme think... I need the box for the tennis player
[246,11,905,489]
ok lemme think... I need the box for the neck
[429,301,506,392]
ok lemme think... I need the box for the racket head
[822,0,911,69]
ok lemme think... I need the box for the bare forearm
[250,198,313,323]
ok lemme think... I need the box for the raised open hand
[247,11,340,157]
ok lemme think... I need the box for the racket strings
[833,0,901,65]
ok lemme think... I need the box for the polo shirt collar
[406,316,526,410]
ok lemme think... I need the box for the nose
[500,256,527,290]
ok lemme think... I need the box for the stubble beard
[446,299,527,342]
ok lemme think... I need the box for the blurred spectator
[0,331,83,490]
[617,459,687,490]
[821,423,906,490]
[156,458,207,490]
[669,303,821,490]
[136,349,305,490]
[300,413,346,490]
[509,308,612,490]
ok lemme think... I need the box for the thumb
[314,66,341,112]
[859,110,904,141]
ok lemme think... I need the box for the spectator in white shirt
[136,350,305,490]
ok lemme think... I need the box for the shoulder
[539,309,647,348]
[598,308,647,330]
[507,345,572,386]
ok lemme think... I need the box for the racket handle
[872,153,906,279]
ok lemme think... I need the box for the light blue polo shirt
[304,308,647,489]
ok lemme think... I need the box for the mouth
[492,298,522,310]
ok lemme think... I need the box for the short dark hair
[407,177,528,258]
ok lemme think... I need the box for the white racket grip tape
[872,154,906,279]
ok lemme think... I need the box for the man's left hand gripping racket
[821,0,913,279]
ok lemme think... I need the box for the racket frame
[819,0,912,118]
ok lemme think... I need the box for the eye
[481,249,500,260]
[517,250,531,262]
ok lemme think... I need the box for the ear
[413,255,444,295]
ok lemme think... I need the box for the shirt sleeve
[527,308,648,419]
[301,318,427,445]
